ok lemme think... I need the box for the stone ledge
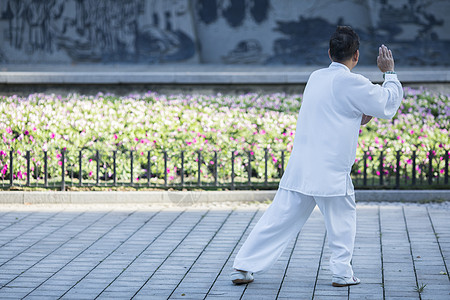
[0,65,449,84]
[0,190,448,204]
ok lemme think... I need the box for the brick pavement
[0,202,449,300]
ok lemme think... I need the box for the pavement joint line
[167,210,234,299]
[378,206,386,299]
[24,209,157,299]
[426,207,450,283]
[93,209,183,299]
[0,210,112,292]
[0,210,81,270]
[275,228,302,299]
[0,211,61,248]
[203,209,260,300]
[402,206,422,300]
[129,209,208,299]
[54,209,145,299]
[311,231,328,299]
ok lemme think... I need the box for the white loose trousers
[233,188,356,277]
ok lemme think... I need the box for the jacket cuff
[384,73,398,81]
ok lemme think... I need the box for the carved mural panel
[0,0,199,63]
[0,0,449,66]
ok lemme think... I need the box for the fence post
[412,150,416,185]
[395,151,400,189]
[147,151,151,187]
[231,151,235,190]
[44,151,48,187]
[26,151,30,186]
[214,151,218,187]
[247,151,252,186]
[61,149,65,191]
[281,150,285,176]
[445,150,449,185]
[428,151,433,185]
[164,151,168,187]
[180,151,184,187]
[113,150,117,186]
[79,150,82,186]
[130,150,134,185]
[379,151,384,186]
[96,150,100,186]
[264,148,268,186]
[197,150,201,186]
[363,151,367,186]
[9,150,13,187]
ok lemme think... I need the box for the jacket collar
[329,62,350,72]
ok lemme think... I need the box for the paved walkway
[0,202,449,300]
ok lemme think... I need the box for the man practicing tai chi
[231,26,403,287]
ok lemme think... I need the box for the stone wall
[1,0,449,66]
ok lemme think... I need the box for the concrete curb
[1,66,450,84]
[0,190,448,204]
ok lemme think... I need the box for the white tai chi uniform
[234,62,403,277]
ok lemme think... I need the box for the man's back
[279,62,402,197]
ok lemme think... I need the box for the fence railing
[1,148,449,191]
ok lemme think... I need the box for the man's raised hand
[377,44,395,73]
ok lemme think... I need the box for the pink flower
[50,133,55,139]
[58,161,62,166]
[1,165,7,175]
[89,171,93,177]
[114,134,118,140]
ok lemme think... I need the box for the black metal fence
[1,148,449,191]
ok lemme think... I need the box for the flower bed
[0,88,448,188]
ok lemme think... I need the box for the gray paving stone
[0,203,449,299]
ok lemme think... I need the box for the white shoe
[231,269,254,285]
[332,275,361,287]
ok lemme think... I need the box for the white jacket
[279,62,403,196]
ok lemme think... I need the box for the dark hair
[329,26,360,62]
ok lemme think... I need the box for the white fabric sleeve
[336,73,403,119]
